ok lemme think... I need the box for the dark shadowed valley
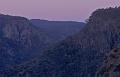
[1,7,120,77]
[0,14,84,73]
[31,19,85,43]
[0,0,119,77]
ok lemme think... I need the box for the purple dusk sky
[0,0,119,21]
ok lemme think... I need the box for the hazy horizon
[0,0,119,22]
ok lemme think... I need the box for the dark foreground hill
[96,44,120,77]
[31,19,85,43]
[3,7,120,77]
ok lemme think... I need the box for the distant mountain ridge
[4,7,120,77]
[31,19,85,42]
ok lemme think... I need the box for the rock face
[96,44,120,77]
[0,14,53,70]
[31,19,85,43]
[3,7,120,77]
[0,14,85,72]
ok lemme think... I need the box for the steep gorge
[4,7,120,77]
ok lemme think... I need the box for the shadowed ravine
[1,7,120,77]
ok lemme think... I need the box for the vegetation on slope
[0,14,54,70]
[3,7,120,77]
[96,44,120,77]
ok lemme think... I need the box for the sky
[0,0,119,22]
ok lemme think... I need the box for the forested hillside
[0,14,84,74]
[96,44,120,77]
[0,14,55,71]
[3,7,120,77]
